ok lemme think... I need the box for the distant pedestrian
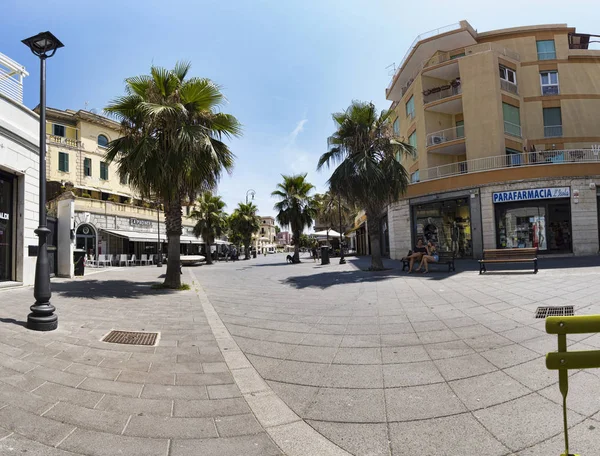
[312,246,318,262]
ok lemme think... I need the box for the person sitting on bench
[407,238,427,273]
[416,241,439,274]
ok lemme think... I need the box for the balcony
[504,121,522,138]
[544,125,563,137]
[426,126,465,154]
[47,134,82,149]
[542,84,559,96]
[417,149,600,183]
[0,52,28,104]
[500,79,518,95]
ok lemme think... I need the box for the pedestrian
[312,246,317,262]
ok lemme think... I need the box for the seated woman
[417,241,439,273]
[407,238,427,273]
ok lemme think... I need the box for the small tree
[191,192,228,265]
[272,174,317,263]
[229,202,260,259]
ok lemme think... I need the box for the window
[540,71,559,95]
[410,170,420,183]
[52,124,65,137]
[499,66,517,85]
[393,118,400,135]
[502,103,521,137]
[543,107,562,137]
[537,40,556,60]
[456,120,464,138]
[100,161,109,180]
[506,148,522,166]
[405,96,415,120]
[408,131,417,149]
[97,134,109,148]
[84,158,91,177]
[58,152,69,172]
[120,174,128,185]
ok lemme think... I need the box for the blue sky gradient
[2,0,597,220]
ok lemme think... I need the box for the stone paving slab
[190,253,600,455]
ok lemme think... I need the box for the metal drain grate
[535,306,574,319]
[102,330,159,346]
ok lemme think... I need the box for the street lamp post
[22,31,64,332]
[156,206,162,267]
[245,189,256,205]
[338,196,346,264]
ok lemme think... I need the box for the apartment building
[40,107,200,276]
[383,20,600,259]
[255,216,277,252]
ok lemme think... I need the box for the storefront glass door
[0,174,14,281]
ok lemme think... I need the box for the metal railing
[47,134,82,148]
[423,85,461,104]
[0,52,28,104]
[417,149,599,183]
[426,125,465,147]
[500,79,518,95]
[542,85,560,95]
[504,121,522,138]
[423,43,520,70]
[544,125,563,137]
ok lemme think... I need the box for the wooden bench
[402,250,455,272]
[479,248,538,274]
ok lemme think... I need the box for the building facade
[0,52,40,285]
[41,107,200,277]
[255,216,277,252]
[276,231,291,246]
[384,21,600,259]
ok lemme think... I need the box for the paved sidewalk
[192,253,600,456]
[0,267,282,456]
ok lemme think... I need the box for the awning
[100,228,159,243]
[314,229,342,237]
[75,185,134,199]
[180,235,204,244]
[213,239,231,245]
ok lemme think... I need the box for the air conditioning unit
[431,135,445,144]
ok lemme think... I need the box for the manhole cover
[102,330,159,346]
[535,306,574,319]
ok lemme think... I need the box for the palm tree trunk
[164,199,182,288]
[205,234,213,265]
[293,230,300,263]
[244,238,251,260]
[366,211,384,271]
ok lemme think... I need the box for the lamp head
[22,31,64,58]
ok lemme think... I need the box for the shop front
[493,187,572,253]
[411,196,474,258]
[0,171,14,281]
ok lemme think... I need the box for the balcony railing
[47,134,82,148]
[538,52,557,60]
[504,121,522,138]
[426,125,465,147]
[500,79,518,95]
[423,85,461,104]
[0,52,28,104]
[416,149,598,183]
[544,125,563,137]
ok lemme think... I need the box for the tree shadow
[282,269,402,289]
[0,317,27,327]
[51,279,179,300]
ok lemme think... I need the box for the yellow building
[384,21,600,259]
[39,107,201,276]
[254,216,277,253]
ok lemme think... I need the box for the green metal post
[557,333,569,456]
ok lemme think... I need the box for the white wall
[57,197,75,277]
[0,93,39,285]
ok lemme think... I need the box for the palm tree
[317,101,413,270]
[104,62,241,288]
[315,190,356,251]
[272,174,317,263]
[229,202,260,259]
[191,192,227,265]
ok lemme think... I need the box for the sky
[2,0,599,222]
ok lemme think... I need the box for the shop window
[393,118,400,135]
[405,96,415,120]
[413,199,472,258]
[540,71,559,95]
[98,134,109,148]
[496,201,571,252]
[408,131,417,149]
[536,40,556,60]
[58,152,69,172]
[100,161,109,180]
[52,124,65,137]
[543,107,562,137]
[84,157,92,177]
[502,103,521,137]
